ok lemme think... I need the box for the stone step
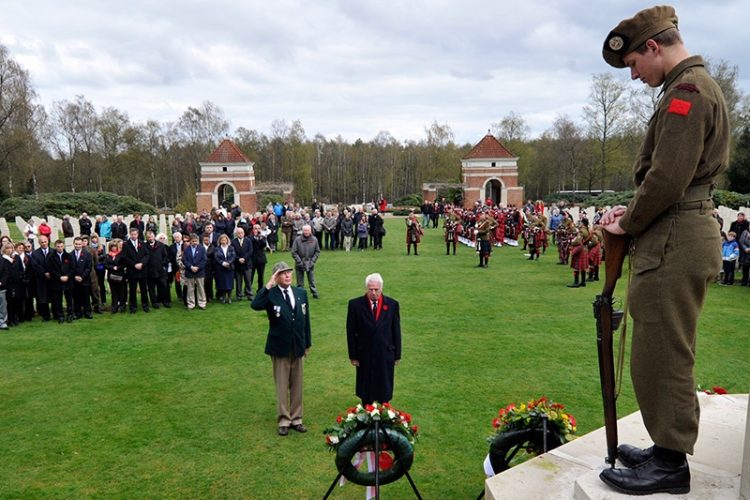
[485,393,747,499]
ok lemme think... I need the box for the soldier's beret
[603,5,679,68]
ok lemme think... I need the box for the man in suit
[30,235,52,321]
[251,261,311,436]
[122,227,150,313]
[167,232,183,301]
[47,239,75,323]
[145,230,171,309]
[232,226,253,300]
[129,213,145,241]
[110,215,128,240]
[346,272,401,405]
[182,233,207,310]
[71,237,93,319]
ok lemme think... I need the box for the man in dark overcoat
[30,235,52,321]
[47,239,75,323]
[346,272,401,405]
[71,236,93,319]
[122,227,151,313]
[251,261,312,436]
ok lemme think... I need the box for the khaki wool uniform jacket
[622,55,729,454]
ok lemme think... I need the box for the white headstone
[69,217,80,235]
[0,218,10,238]
[14,216,27,237]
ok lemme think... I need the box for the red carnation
[410,425,418,434]
[336,415,343,424]
[365,404,375,412]
[378,452,394,470]
[492,417,501,428]
[712,386,728,395]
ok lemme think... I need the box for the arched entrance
[217,183,236,209]
[484,178,504,206]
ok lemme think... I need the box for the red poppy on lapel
[383,305,389,311]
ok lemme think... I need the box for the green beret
[603,5,679,68]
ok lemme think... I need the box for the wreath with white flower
[323,402,418,486]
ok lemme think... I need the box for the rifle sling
[614,244,634,399]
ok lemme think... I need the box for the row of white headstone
[2,214,175,251]
[0,204,747,251]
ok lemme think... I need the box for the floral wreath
[324,402,418,487]
[490,396,576,440]
[487,397,577,474]
[324,402,418,450]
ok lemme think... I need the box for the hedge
[0,192,157,219]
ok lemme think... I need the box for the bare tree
[583,73,629,191]
[491,111,530,144]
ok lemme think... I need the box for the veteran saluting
[251,261,312,436]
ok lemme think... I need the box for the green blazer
[251,285,311,358]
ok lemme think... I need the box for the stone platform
[485,393,747,499]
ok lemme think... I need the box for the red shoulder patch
[676,83,700,93]
[668,98,692,116]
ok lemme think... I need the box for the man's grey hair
[365,273,384,288]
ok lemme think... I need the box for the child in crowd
[721,232,740,285]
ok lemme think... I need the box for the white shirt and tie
[281,287,295,310]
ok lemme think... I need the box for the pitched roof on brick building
[205,139,252,163]
[462,134,514,160]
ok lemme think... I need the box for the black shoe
[66,315,74,323]
[84,313,93,319]
[143,306,150,313]
[567,283,580,288]
[58,318,66,324]
[599,457,690,495]
[278,426,289,436]
[152,303,160,309]
[130,309,137,314]
[112,308,118,314]
[618,444,654,468]
[312,293,319,299]
[291,423,308,433]
[163,303,172,308]
[94,306,103,314]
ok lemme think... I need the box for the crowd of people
[3,197,744,330]
[0,200,393,329]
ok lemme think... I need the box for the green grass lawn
[1,217,747,499]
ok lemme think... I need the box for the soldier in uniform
[475,211,497,268]
[598,6,730,495]
[405,212,423,256]
[566,232,588,287]
[443,208,460,255]
[587,231,602,282]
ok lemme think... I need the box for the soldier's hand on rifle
[600,206,627,226]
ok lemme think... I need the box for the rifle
[593,229,631,467]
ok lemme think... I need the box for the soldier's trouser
[628,204,720,454]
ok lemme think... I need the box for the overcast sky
[1,0,748,145]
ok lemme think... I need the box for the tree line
[1,42,748,212]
